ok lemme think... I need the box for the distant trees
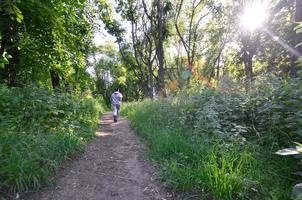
[114,0,171,98]
[174,0,209,81]
[104,0,301,97]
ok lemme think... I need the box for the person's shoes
[113,116,117,123]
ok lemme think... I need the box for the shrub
[0,85,103,198]
[122,76,301,199]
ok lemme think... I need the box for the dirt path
[27,113,175,200]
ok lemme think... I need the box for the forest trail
[28,113,174,200]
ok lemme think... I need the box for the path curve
[28,113,175,200]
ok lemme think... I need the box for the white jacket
[111,91,123,105]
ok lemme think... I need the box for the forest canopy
[93,0,302,99]
[1,0,301,97]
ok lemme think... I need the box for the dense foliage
[98,0,302,99]
[0,1,107,197]
[0,85,103,198]
[0,0,95,90]
[93,44,143,105]
[123,75,302,199]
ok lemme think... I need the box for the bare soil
[26,113,176,200]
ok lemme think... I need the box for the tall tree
[291,0,302,77]
[0,0,94,90]
[155,0,166,96]
[174,0,210,82]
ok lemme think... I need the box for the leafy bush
[122,76,301,199]
[0,85,103,198]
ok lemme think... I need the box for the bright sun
[240,2,268,32]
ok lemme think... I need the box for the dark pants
[112,104,120,122]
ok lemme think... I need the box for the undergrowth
[122,76,301,200]
[0,85,104,198]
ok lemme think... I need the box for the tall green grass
[122,79,300,199]
[0,85,104,198]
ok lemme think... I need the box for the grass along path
[26,113,175,200]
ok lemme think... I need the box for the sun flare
[240,2,268,32]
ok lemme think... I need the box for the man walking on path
[111,88,123,122]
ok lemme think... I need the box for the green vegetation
[123,75,302,199]
[0,85,104,197]
[1,0,302,199]
[1,1,107,197]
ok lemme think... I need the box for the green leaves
[276,148,301,156]
[0,0,95,88]
[0,53,12,69]
[0,85,104,196]
[12,5,23,23]
[1,1,24,22]
[181,70,192,80]
[123,76,301,199]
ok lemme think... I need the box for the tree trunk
[148,63,154,99]
[241,34,257,85]
[216,56,220,80]
[243,53,253,82]
[291,0,302,77]
[50,70,60,90]
[141,80,150,97]
[156,0,166,97]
